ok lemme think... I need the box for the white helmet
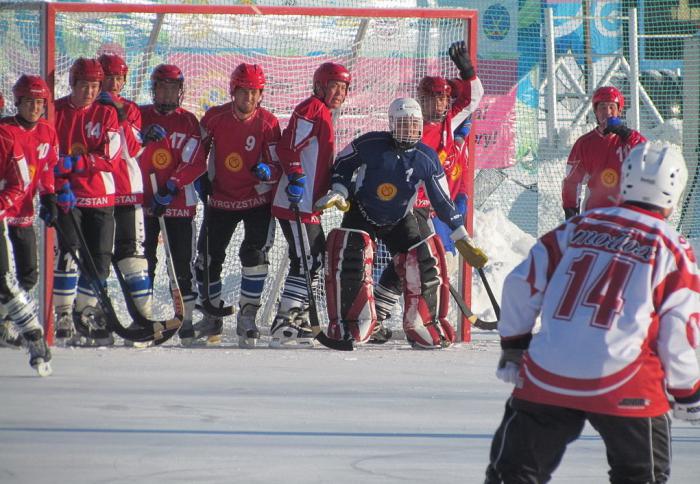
[620,142,688,212]
[388,97,423,149]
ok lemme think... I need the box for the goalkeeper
[315,97,486,349]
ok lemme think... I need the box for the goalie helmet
[69,58,105,86]
[313,62,351,89]
[98,54,128,76]
[12,74,50,105]
[388,97,423,149]
[230,63,265,94]
[592,86,624,111]
[620,142,688,212]
[151,64,185,111]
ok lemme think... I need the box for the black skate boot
[23,329,52,377]
[236,304,260,349]
[193,314,223,345]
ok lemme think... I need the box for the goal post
[0,2,479,343]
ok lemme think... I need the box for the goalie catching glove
[449,225,488,268]
[314,184,350,212]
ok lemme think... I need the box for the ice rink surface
[1,331,699,483]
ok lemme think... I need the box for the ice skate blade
[238,337,258,349]
[32,359,52,377]
[269,337,315,348]
[206,335,222,346]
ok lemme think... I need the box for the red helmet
[230,63,265,94]
[12,74,51,105]
[69,58,105,86]
[592,86,624,111]
[418,76,452,97]
[98,53,128,76]
[313,62,351,89]
[151,64,184,111]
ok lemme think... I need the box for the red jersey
[416,76,483,206]
[562,128,646,211]
[0,125,30,220]
[139,105,206,218]
[272,95,336,224]
[0,117,59,227]
[54,96,121,208]
[112,98,144,205]
[200,103,281,211]
[500,205,700,417]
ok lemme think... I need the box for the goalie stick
[291,203,354,351]
[57,212,180,344]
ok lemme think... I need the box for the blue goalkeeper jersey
[331,131,462,229]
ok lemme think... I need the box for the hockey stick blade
[291,204,354,351]
[60,211,178,345]
[200,192,234,318]
[448,283,498,331]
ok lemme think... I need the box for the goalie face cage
[0,2,478,344]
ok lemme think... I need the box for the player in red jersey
[53,58,121,346]
[97,53,152,324]
[269,61,350,347]
[139,64,206,345]
[562,86,646,218]
[0,124,52,374]
[193,63,281,347]
[0,75,59,348]
[485,143,699,483]
[373,40,485,343]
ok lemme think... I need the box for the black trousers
[278,218,325,278]
[8,225,38,291]
[113,204,145,261]
[196,204,274,283]
[144,216,196,299]
[486,397,671,484]
[55,206,115,281]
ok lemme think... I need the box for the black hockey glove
[39,193,58,227]
[448,41,475,80]
[563,207,579,220]
[602,117,632,141]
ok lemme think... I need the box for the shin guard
[117,256,153,318]
[239,264,268,308]
[325,228,376,343]
[395,236,455,349]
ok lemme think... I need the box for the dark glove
[142,124,167,146]
[448,40,475,80]
[602,117,632,140]
[153,179,178,217]
[55,180,77,213]
[285,173,305,204]
[55,155,86,177]
[454,193,468,216]
[97,91,126,122]
[194,174,212,204]
[252,162,272,181]
[563,207,579,220]
[39,193,58,227]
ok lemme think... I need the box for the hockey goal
[0,2,478,343]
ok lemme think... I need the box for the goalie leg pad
[117,256,153,318]
[395,236,454,349]
[325,228,376,343]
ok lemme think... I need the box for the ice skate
[269,309,314,348]
[0,319,22,349]
[72,307,114,347]
[236,304,260,349]
[178,319,195,347]
[23,329,52,377]
[54,309,75,345]
[368,320,392,344]
[193,314,223,345]
[123,323,152,349]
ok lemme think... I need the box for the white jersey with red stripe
[0,125,30,221]
[54,96,121,208]
[139,105,206,218]
[0,116,58,226]
[200,103,281,211]
[272,95,336,224]
[500,204,700,417]
[112,98,144,206]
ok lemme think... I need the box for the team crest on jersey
[70,143,86,156]
[377,183,397,201]
[451,163,461,181]
[28,164,37,182]
[225,152,244,172]
[438,149,448,164]
[600,168,618,188]
[151,148,172,169]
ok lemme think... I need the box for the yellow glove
[314,186,350,212]
[450,226,488,268]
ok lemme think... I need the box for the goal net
[0,3,478,343]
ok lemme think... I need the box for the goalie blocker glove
[314,184,350,212]
[448,40,475,80]
[449,225,488,268]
